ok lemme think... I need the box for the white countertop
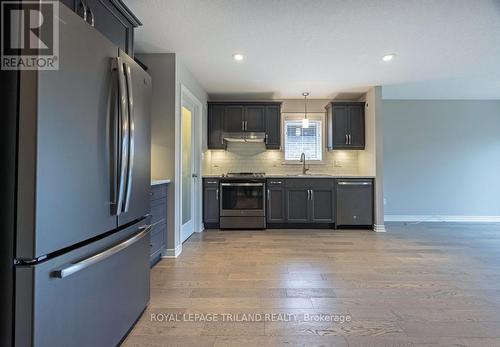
[202,174,375,179]
[266,174,375,179]
[151,179,171,186]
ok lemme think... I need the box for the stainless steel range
[219,173,266,229]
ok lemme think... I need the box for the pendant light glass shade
[302,92,310,129]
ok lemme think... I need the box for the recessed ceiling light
[382,53,395,62]
[232,53,244,61]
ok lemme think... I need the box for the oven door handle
[220,183,265,187]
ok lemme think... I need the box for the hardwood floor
[123,223,500,346]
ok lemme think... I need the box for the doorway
[180,85,202,243]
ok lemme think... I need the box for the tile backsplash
[203,142,359,175]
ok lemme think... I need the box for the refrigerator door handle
[112,57,129,215]
[52,225,152,279]
[123,63,135,212]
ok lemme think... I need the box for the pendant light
[302,92,310,129]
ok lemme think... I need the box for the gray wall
[136,53,208,255]
[383,99,500,217]
[136,53,177,253]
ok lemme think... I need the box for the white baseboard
[163,244,182,258]
[385,215,500,223]
[373,224,386,232]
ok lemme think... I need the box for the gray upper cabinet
[245,105,266,132]
[207,102,282,150]
[326,102,365,150]
[225,106,245,132]
[265,105,281,149]
[335,179,373,226]
[207,104,226,149]
[59,0,141,56]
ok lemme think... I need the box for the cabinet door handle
[348,134,352,144]
[79,0,88,22]
[307,189,310,200]
[242,121,244,131]
[267,189,270,201]
[345,134,348,144]
[87,5,95,27]
[265,134,268,144]
[216,189,219,200]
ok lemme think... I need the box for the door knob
[192,173,198,178]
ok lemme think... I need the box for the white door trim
[179,84,203,242]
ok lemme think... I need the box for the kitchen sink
[286,173,332,177]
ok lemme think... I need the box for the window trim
[282,112,325,164]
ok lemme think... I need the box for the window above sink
[283,114,324,163]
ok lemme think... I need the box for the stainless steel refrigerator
[2,4,152,346]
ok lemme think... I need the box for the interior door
[18,6,119,259]
[244,105,266,132]
[117,50,152,226]
[181,102,196,242]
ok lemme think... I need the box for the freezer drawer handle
[52,225,151,279]
[338,181,372,186]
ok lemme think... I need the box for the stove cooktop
[222,172,266,178]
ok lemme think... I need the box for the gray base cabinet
[286,179,335,223]
[266,179,286,223]
[267,178,335,225]
[150,183,168,266]
[335,179,373,226]
[203,178,220,227]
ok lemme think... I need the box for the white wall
[383,99,500,221]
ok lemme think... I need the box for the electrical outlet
[334,160,342,167]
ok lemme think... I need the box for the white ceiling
[125,0,500,99]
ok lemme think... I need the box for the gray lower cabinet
[266,179,336,225]
[150,183,168,266]
[310,182,336,222]
[285,179,335,223]
[267,179,286,223]
[203,178,220,227]
[335,179,373,226]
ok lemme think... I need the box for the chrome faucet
[299,152,309,175]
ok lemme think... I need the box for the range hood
[223,132,266,143]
